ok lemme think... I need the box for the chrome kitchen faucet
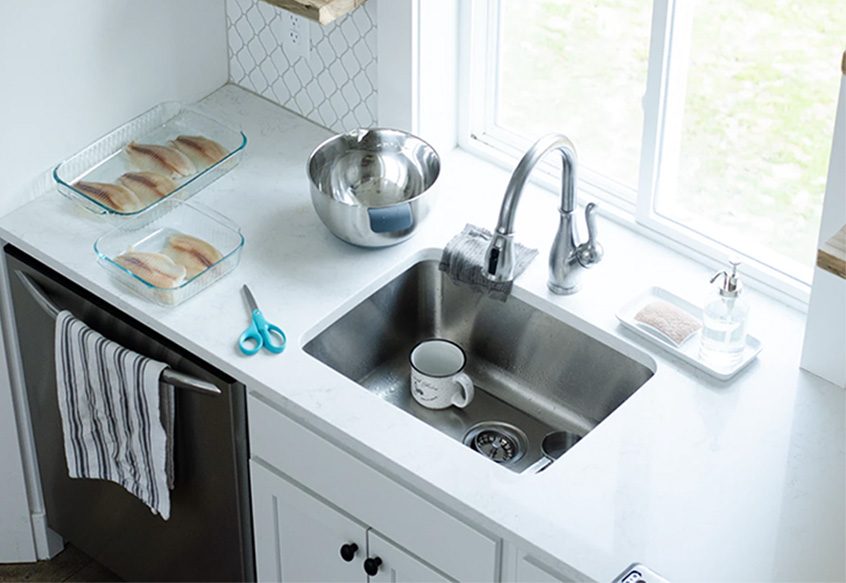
[484,134,603,294]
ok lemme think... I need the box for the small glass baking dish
[54,102,247,219]
[94,200,244,306]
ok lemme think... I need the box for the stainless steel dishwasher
[4,245,254,582]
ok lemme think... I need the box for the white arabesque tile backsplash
[226,0,377,133]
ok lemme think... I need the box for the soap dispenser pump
[699,257,749,368]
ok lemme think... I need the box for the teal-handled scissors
[238,285,286,355]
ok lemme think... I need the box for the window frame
[457,0,817,306]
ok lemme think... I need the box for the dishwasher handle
[161,369,221,396]
[15,270,221,397]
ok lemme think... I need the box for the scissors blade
[242,285,260,313]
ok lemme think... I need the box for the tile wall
[226,0,377,132]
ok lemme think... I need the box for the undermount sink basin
[304,253,656,473]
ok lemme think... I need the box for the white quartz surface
[2,85,843,582]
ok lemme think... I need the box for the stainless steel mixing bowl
[307,128,440,247]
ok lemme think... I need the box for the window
[462,0,844,294]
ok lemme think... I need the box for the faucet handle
[577,202,604,267]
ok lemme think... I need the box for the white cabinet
[249,395,499,582]
[368,530,449,583]
[252,461,367,582]
[512,555,571,583]
[252,461,449,582]
[501,543,584,583]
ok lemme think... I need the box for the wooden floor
[0,545,121,583]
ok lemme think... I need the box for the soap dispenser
[699,257,749,368]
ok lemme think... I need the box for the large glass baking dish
[54,102,247,219]
[94,200,244,306]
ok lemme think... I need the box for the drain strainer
[463,422,528,465]
[474,430,518,462]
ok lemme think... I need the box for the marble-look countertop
[1,85,843,582]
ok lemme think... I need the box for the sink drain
[463,422,527,465]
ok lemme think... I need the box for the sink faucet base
[548,281,581,295]
[548,209,581,295]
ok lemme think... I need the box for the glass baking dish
[94,200,244,306]
[54,102,247,219]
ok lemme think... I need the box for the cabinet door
[502,543,581,583]
[367,530,450,583]
[250,395,499,582]
[251,461,367,583]
[514,554,571,583]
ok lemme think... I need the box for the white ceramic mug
[409,339,474,409]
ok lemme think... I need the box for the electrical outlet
[282,13,310,62]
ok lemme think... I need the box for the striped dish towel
[54,310,174,520]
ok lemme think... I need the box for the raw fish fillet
[125,142,196,179]
[73,180,144,213]
[161,233,224,279]
[114,251,187,288]
[169,135,229,170]
[117,172,178,206]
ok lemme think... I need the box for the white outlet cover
[282,13,310,62]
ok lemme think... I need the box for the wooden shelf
[259,0,369,25]
[817,224,846,280]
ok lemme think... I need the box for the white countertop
[2,85,843,583]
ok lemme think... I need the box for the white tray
[616,286,762,381]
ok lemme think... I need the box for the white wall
[801,72,846,388]
[0,0,230,217]
[0,0,229,562]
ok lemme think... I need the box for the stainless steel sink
[304,257,656,472]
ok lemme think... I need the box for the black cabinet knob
[340,543,359,562]
[363,556,383,576]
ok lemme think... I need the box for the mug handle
[450,373,475,408]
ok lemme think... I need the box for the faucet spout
[483,134,603,295]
